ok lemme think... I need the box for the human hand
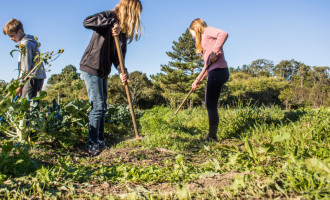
[16,86,22,97]
[192,80,200,91]
[120,73,129,85]
[209,52,218,64]
[112,23,121,36]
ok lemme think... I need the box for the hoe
[114,35,142,140]
[174,62,212,116]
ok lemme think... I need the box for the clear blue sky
[0,0,329,83]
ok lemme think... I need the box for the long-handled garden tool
[174,62,212,116]
[114,35,142,140]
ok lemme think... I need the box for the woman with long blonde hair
[190,18,230,142]
[80,0,142,156]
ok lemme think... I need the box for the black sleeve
[114,36,128,74]
[83,11,117,30]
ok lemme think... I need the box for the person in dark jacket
[80,0,142,157]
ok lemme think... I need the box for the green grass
[0,105,329,199]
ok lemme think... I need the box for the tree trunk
[58,90,60,105]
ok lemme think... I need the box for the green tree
[226,72,289,106]
[108,71,165,109]
[249,59,274,77]
[47,74,61,85]
[241,64,252,75]
[47,65,80,86]
[297,63,310,88]
[279,87,295,109]
[312,66,329,85]
[0,80,7,95]
[45,65,86,104]
[151,29,205,108]
[274,59,299,82]
[309,83,329,107]
[107,75,125,105]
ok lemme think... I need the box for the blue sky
[0,0,329,83]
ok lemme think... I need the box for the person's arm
[197,64,209,82]
[83,11,117,30]
[192,63,209,90]
[207,27,228,55]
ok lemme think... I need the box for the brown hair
[113,0,142,43]
[3,19,24,35]
[189,18,207,54]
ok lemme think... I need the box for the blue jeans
[82,72,107,150]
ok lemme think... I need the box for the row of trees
[44,65,166,109]
[44,62,329,110]
[227,59,329,108]
[3,29,329,109]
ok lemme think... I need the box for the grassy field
[0,105,329,199]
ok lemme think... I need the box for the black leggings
[205,68,230,138]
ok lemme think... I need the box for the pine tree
[151,29,205,108]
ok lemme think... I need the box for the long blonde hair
[113,0,142,43]
[189,18,207,54]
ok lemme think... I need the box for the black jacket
[80,10,127,78]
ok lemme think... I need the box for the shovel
[114,35,142,140]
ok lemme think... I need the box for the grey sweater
[18,35,46,81]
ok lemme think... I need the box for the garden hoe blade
[114,35,142,140]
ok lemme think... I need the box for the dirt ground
[29,141,241,198]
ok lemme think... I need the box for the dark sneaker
[88,145,100,157]
[202,135,219,143]
[99,141,107,152]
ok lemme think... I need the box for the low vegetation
[0,102,328,199]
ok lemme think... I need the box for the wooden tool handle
[174,63,211,115]
[114,36,141,139]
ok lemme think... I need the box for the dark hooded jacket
[80,10,127,78]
